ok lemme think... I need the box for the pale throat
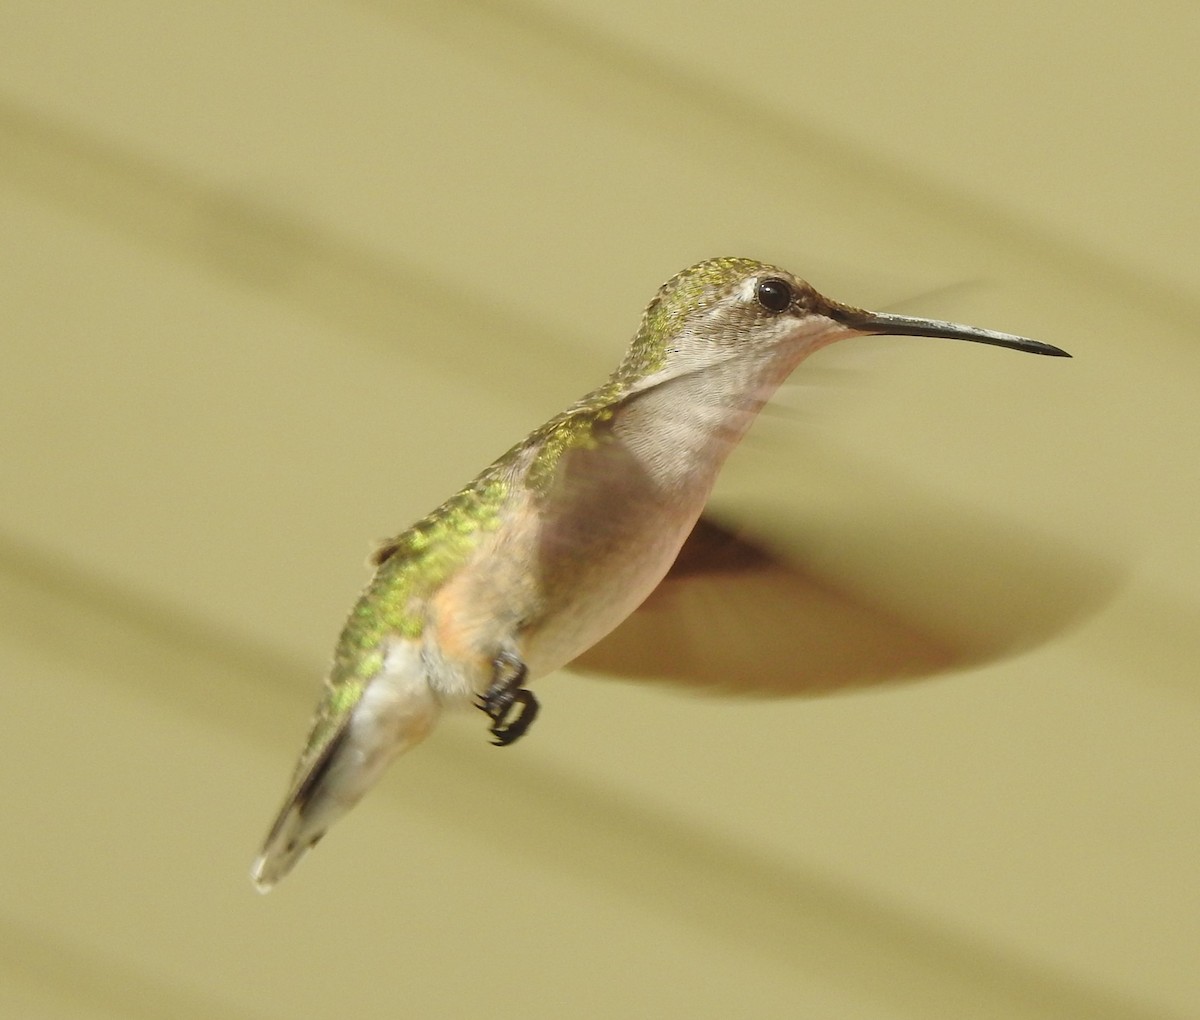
[615,340,808,495]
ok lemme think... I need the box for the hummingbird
[251,257,1069,891]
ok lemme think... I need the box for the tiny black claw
[488,690,538,745]
[477,651,540,746]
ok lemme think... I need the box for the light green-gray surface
[1,3,1196,1017]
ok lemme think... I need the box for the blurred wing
[570,505,1119,697]
[570,515,957,694]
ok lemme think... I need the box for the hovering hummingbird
[251,257,1069,891]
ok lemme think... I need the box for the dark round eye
[755,277,792,313]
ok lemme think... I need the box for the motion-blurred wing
[571,507,1117,696]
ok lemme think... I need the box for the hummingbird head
[617,257,1068,393]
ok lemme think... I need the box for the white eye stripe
[737,278,760,302]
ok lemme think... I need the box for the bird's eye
[755,277,792,313]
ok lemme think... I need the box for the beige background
[2,2,1197,1018]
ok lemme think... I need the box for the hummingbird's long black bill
[837,309,1071,357]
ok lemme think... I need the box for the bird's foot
[476,650,539,746]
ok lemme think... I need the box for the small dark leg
[476,650,540,746]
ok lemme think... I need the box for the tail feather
[251,812,321,893]
[251,646,440,891]
[250,726,348,892]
